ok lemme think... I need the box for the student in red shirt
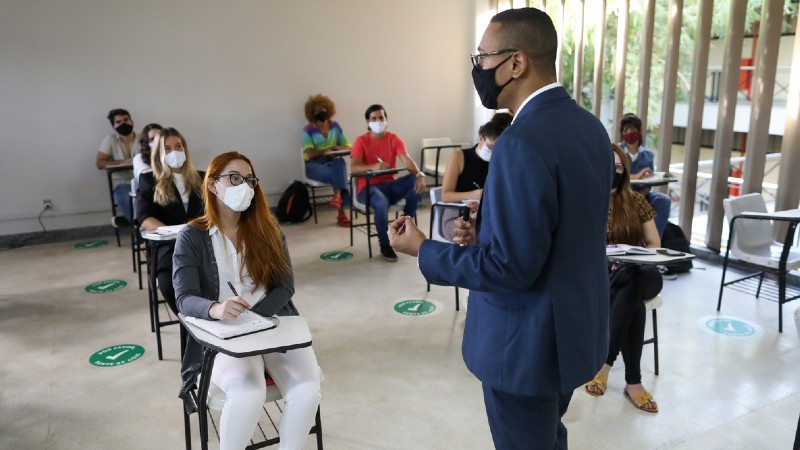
[350,104,426,262]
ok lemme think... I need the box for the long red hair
[610,144,645,245]
[190,151,290,291]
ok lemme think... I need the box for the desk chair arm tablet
[178,315,314,449]
[718,204,800,332]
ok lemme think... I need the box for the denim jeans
[305,157,349,204]
[357,175,419,247]
[113,183,133,222]
[646,191,671,237]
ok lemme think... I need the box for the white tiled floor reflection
[0,207,798,449]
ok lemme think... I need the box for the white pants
[211,346,321,450]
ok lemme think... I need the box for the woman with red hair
[174,151,321,450]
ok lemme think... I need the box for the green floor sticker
[85,279,127,294]
[699,315,761,338]
[75,240,108,249]
[394,299,437,316]
[320,251,353,262]
[89,344,145,367]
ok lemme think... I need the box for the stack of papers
[606,244,656,256]
[155,224,186,235]
[184,310,278,339]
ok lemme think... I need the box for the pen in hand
[227,281,239,297]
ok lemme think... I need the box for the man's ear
[511,52,528,78]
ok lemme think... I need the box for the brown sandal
[584,374,607,397]
[624,389,658,413]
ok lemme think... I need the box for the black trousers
[606,264,662,385]
[155,243,178,315]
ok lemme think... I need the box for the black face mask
[314,111,329,122]
[471,55,515,110]
[115,123,133,136]
[612,171,625,190]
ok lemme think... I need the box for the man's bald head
[490,7,558,79]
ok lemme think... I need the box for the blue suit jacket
[419,87,613,395]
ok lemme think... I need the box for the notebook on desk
[155,224,186,235]
[606,244,656,256]
[183,310,279,339]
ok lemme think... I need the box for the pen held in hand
[227,281,239,297]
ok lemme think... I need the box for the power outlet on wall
[43,199,53,210]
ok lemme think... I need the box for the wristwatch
[415,172,425,178]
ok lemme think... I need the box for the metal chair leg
[652,309,659,375]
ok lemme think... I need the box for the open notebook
[183,310,279,339]
[606,244,656,256]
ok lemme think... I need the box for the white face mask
[164,150,186,169]
[368,121,387,134]
[216,182,255,212]
[477,144,492,162]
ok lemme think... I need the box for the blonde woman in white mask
[136,127,205,313]
[439,112,512,241]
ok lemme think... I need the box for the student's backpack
[276,181,312,223]
[660,221,693,274]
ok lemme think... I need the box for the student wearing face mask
[96,108,140,227]
[132,123,163,181]
[619,113,672,237]
[136,127,205,314]
[439,112,513,242]
[350,104,427,262]
[302,94,351,227]
[584,143,661,414]
[173,151,321,450]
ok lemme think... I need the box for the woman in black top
[136,127,205,313]
[439,112,512,241]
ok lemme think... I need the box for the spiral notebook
[184,310,279,339]
[606,244,656,256]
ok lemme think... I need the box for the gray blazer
[173,224,298,408]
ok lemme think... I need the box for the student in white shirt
[173,151,321,450]
[96,108,140,226]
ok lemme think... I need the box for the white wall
[0,0,478,235]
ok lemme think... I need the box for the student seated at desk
[136,127,204,314]
[173,151,321,450]
[351,103,426,262]
[619,113,671,237]
[96,108,140,227]
[585,143,661,413]
[439,112,512,241]
[132,123,162,181]
[302,94,351,227]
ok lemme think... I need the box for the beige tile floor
[1,207,799,449]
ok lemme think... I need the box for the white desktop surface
[179,314,312,358]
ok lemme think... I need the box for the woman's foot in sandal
[585,375,607,397]
[624,384,658,413]
[329,194,342,209]
[585,364,611,397]
[336,213,351,228]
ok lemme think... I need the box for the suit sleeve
[418,136,558,294]
[250,233,295,317]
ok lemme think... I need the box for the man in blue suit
[389,8,613,449]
